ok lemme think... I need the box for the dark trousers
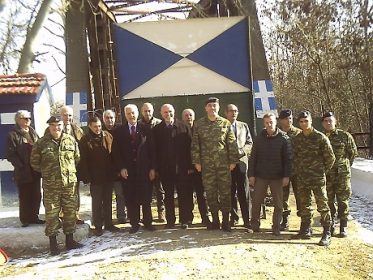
[17,179,42,224]
[251,178,283,230]
[230,167,250,226]
[189,172,208,220]
[162,173,194,225]
[282,175,300,216]
[90,184,113,228]
[124,178,153,227]
[153,178,165,213]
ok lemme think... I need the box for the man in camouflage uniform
[31,115,83,255]
[191,97,239,232]
[322,112,357,237]
[292,111,335,246]
[277,109,302,230]
[60,105,85,224]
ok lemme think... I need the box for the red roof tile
[0,73,47,95]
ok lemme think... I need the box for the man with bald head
[59,105,85,224]
[153,104,194,229]
[139,102,165,222]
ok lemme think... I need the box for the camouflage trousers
[282,175,301,216]
[326,172,352,220]
[297,180,331,227]
[43,179,77,237]
[201,162,231,213]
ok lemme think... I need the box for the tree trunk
[17,0,53,73]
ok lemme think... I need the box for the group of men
[5,96,357,256]
[253,109,358,246]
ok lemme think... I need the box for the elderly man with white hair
[6,110,43,227]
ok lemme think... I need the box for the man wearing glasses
[6,110,44,227]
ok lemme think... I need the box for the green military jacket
[293,127,335,183]
[287,125,302,139]
[324,128,357,176]
[191,115,239,166]
[30,132,80,186]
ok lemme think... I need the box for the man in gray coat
[225,104,253,229]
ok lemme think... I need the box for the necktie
[131,125,136,139]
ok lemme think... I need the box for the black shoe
[165,223,175,229]
[93,227,104,236]
[340,219,348,238]
[252,227,260,233]
[117,218,128,224]
[272,228,281,236]
[31,219,45,225]
[181,223,188,229]
[21,223,29,227]
[230,220,238,227]
[144,224,156,231]
[222,212,231,232]
[105,225,120,232]
[129,225,140,234]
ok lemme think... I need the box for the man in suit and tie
[112,104,155,234]
[225,104,253,230]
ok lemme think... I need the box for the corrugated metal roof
[0,73,47,95]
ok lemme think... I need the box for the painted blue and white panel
[253,80,278,118]
[66,91,88,126]
[113,16,251,99]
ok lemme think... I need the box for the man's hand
[149,169,156,181]
[229,163,236,171]
[120,168,128,179]
[195,164,202,172]
[248,176,255,187]
[282,177,290,187]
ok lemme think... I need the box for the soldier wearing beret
[191,97,239,232]
[292,111,335,246]
[277,109,302,230]
[322,112,357,237]
[31,115,83,255]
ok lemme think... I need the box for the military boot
[280,214,289,231]
[221,212,231,232]
[340,219,348,238]
[65,233,83,250]
[291,222,312,239]
[49,236,60,256]
[210,212,220,230]
[330,218,336,236]
[318,226,331,246]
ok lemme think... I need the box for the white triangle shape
[122,58,249,99]
[117,16,245,57]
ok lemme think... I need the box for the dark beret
[278,109,292,119]
[205,97,219,105]
[297,110,311,120]
[46,114,62,124]
[322,111,334,120]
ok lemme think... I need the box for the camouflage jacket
[139,117,162,129]
[286,125,302,139]
[293,127,335,182]
[324,128,357,176]
[30,132,80,186]
[191,115,239,166]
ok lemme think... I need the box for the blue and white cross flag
[253,80,278,118]
[66,91,88,126]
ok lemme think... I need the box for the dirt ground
[1,193,373,280]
